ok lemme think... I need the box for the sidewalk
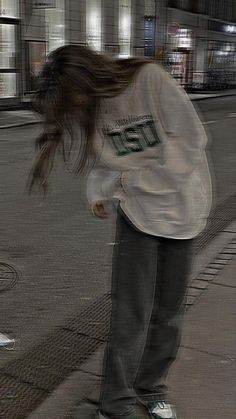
[0,89,236,129]
[0,109,41,129]
[169,258,235,419]
[189,88,236,101]
[27,225,236,419]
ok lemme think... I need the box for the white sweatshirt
[87,63,212,239]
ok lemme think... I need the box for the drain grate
[0,376,46,419]
[0,294,111,418]
[195,193,236,250]
[0,194,236,418]
[0,263,19,293]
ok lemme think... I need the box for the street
[196,96,236,202]
[0,95,236,372]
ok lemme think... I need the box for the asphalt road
[195,96,236,203]
[0,96,235,367]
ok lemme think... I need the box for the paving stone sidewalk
[28,236,236,419]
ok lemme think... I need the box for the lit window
[0,73,16,97]
[45,0,65,53]
[86,0,102,51]
[0,24,16,69]
[0,0,19,18]
[119,0,132,57]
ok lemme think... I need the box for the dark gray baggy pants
[99,209,193,418]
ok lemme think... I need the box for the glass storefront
[166,27,194,87]
[0,1,19,100]
[208,41,236,71]
[207,40,236,88]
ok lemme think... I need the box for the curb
[27,347,104,419]
[0,92,236,130]
[190,92,236,101]
[0,120,42,130]
[27,220,236,419]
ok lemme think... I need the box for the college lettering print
[103,116,162,157]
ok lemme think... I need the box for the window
[0,1,19,99]
[0,72,16,97]
[0,0,19,19]
[119,0,132,57]
[86,0,102,51]
[0,24,16,69]
[45,0,65,53]
[27,41,46,91]
[168,0,179,8]
[198,0,207,14]
[168,0,205,14]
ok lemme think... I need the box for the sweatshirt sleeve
[121,63,209,196]
[86,160,124,205]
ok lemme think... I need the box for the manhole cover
[0,262,18,292]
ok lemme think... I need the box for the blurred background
[0,2,235,419]
[1,0,236,109]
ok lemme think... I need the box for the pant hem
[136,392,169,403]
[99,408,137,419]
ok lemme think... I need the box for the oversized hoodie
[87,63,212,239]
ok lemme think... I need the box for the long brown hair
[29,44,152,193]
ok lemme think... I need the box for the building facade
[1,1,236,107]
[0,1,20,106]
[166,0,236,89]
[1,0,147,107]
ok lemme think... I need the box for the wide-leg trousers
[99,210,193,418]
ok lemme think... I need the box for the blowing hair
[29,44,152,193]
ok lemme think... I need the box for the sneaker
[0,332,15,350]
[139,400,177,419]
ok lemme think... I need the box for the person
[29,44,212,419]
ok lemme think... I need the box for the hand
[91,201,109,219]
